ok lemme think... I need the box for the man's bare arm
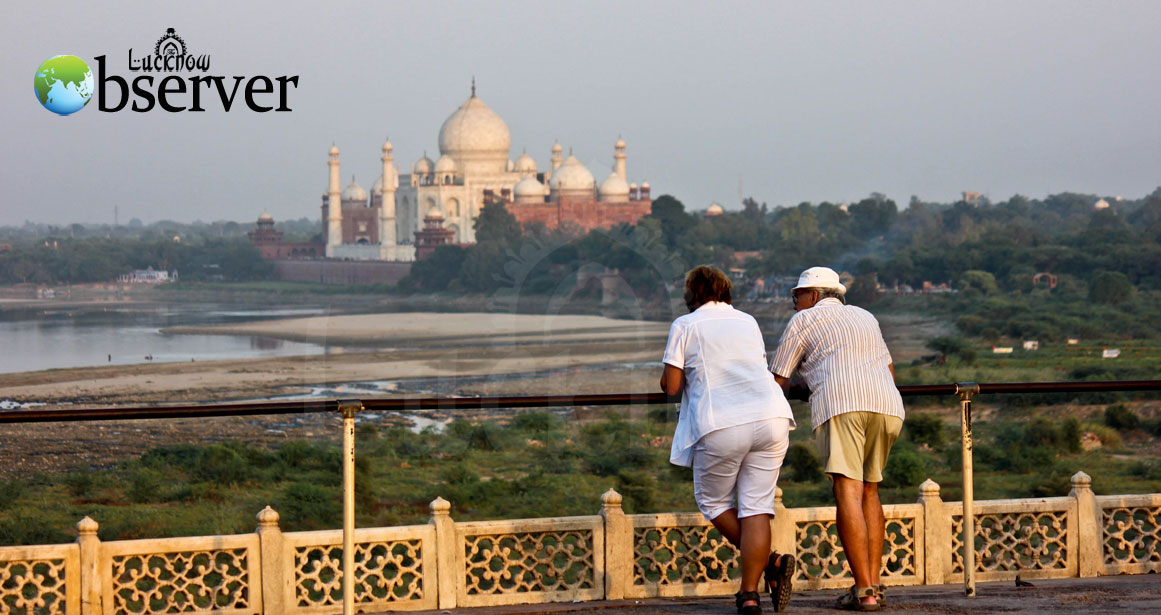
[660,364,685,396]
[889,363,896,383]
[773,374,790,392]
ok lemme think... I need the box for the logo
[34,55,94,116]
[37,28,298,115]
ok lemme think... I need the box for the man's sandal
[763,552,796,612]
[835,585,880,611]
[874,585,886,608]
[735,590,763,615]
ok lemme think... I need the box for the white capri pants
[692,417,791,521]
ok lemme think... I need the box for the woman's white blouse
[662,302,795,466]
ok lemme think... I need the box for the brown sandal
[835,585,880,611]
[764,553,796,612]
[735,590,763,614]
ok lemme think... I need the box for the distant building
[317,82,652,261]
[1023,341,1039,350]
[118,268,171,284]
[1094,199,1110,210]
[963,191,981,204]
[247,212,322,260]
[705,202,724,217]
[992,346,1014,354]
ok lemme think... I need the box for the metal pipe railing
[0,378,1159,607]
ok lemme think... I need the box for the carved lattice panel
[293,540,424,607]
[795,518,917,583]
[110,549,250,614]
[633,526,738,586]
[951,511,1069,574]
[0,559,69,615]
[1102,506,1161,569]
[463,531,595,595]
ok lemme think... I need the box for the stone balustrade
[1,471,1157,614]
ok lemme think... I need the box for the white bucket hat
[792,266,846,294]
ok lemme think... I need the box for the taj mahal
[318,83,653,262]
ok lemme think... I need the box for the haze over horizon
[3,0,1159,226]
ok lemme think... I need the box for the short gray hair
[814,287,846,303]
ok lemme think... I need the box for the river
[0,302,350,374]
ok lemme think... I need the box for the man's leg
[862,481,885,587]
[833,475,877,606]
[709,508,741,545]
[709,510,769,605]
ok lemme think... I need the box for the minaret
[614,137,627,180]
[378,138,399,260]
[326,145,342,258]
[551,141,563,172]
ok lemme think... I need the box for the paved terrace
[396,576,1161,614]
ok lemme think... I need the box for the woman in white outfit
[660,266,797,614]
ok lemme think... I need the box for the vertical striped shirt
[769,297,904,431]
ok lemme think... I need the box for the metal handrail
[1,378,1159,609]
[3,380,1159,424]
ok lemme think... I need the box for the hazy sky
[4,1,1160,226]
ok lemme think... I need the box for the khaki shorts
[814,412,903,483]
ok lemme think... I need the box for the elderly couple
[660,265,905,613]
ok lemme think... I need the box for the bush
[615,470,657,513]
[448,421,507,451]
[0,478,26,510]
[511,411,562,433]
[195,444,250,486]
[883,448,926,489]
[1025,418,1062,447]
[783,443,823,482]
[277,482,341,530]
[1080,423,1123,449]
[1104,404,1140,431]
[905,414,946,449]
[126,468,166,503]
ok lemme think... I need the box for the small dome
[426,208,445,221]
[615,137,626,149]
[641,181,651,190]
[552,142,563,153]
[258,211,274,222]
[599,173,630,200]
[1094,199,1110,210]
[413,154,434,174]
[434,154,457,174]
[343,177,367,201]
[329,145,339,155]
[514,152,538,174]
[549,155,595,192]
[382,139,393,153]
[706,202,724,217]
[514,176,546,197]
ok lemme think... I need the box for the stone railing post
[256,506,286,615]
[918,479,948,586]
[1069,471,1103,578]
[77,516,102,615]
[771,487,795,558]
[429,497,457,609]
[600,489,632,599]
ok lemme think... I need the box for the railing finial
[77,516,99,535]
[257,505,280,527]
[601,488,623,510]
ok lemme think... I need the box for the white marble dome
[514,176,546,198]
[599,172,630,201]
[342,178,367,201]
[413,154,434,175]
[706,202,724,217]
[514,152,538,174]
[438,94,510,161]
[258,211,274,223]
[434,154,457,175]
[549,155,595,193]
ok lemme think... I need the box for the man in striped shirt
[769,267,905,611]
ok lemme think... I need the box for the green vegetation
[2,403,1158,546]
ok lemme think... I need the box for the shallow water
[0,302,348,374]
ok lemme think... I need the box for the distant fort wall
[270,259,410,286]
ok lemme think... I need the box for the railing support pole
[338,399,363,615]
[955,382,979,597]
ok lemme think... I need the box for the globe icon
[34,55,94,116]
